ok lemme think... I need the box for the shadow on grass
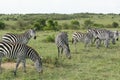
[42,56,73,69]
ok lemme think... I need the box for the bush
[112,22,119,28]
[70,20,80,29]
[0,21,5,29]
[43,35,55,42]
[71,20,80,26]
[84,19,94,29]
[93,23,104,28]
[44,20,59,31]
[34,19,46,31]
[34,22,42,30]
[60,23,70,29]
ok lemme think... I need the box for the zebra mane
[26,45,41,61]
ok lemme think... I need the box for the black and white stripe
[2,29,36,44]
[72,31,93,51]
[88,28,119,48]
[55,32,71,59]
[0,41,42,75]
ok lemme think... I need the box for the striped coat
[0,41,42,75]
[2,29,36,44]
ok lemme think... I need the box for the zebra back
[72,31,93,44]
[88,28,118,48]
[55,32,71,59]
[2,29,36,44]
[0,41,43,74]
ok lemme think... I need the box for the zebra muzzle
[34,36,37,39]
[116,38,119,41]
[39,69,43,74]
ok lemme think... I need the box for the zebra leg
[74,42,77,53]
[84,38,90,49]
[61,48,63,54]
[60,48,63,58]
[104,39,109,48]
[57,47,60,58]
[84,43,87,48]
[111,38,115,44]
[0,58,2,73]
[95,39,101,49]
[14,59,21,76]
[21,59,26,73]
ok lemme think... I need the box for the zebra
[55,32,71,59]
[88,28,119,48]
[2,28,36,44]
[72,31,93,51]
[0,41,43,76]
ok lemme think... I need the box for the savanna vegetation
[0,13,120,30]
[0,13,120,80]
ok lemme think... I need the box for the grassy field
[0,29,120,80]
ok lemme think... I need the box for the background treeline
[0,13,120,30]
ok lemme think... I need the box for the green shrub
[70,20,80,29]
[112,22,119,28]
[71,20,80,26]
[0,21,5,29]
[84,19,94,29]
[60,23,70,29]
[43,35,55,42]
[93,23,104,28]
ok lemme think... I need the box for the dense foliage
[0,21,5,29]
[0,13,120,30]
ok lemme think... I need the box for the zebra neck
[24,32,32,40]
[26,47,39,62]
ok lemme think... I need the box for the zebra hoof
[13,71,16,76]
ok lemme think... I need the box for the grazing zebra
[55,32,71,59]
[0,41,43,76]
[72,31,93,51]
[2,29,36,44]
[88,28,119,48]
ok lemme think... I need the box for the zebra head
[29,29,37,39]
[34,58,43,73]
[114,30,119,41]
[64,45,71,59]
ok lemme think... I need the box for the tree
[34,22,41,30]
[0,22,5,29]
[34,19,46,30]
[112,22,119,28]
[44,20,58,31]
[71,20,80,26]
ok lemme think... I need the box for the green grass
[0,29,120,80]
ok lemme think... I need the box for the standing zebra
[55,32,71,59]
[0,41,43,76]
[88,28,119,48]
[72,31,93,51]
[2,29,36,44]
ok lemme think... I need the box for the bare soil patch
[1,62,32,69]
